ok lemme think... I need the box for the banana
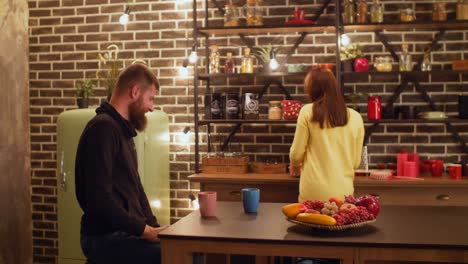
[296,213,337,226]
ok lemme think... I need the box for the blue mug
[241,188,260,214]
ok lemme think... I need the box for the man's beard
[129,97,147,132]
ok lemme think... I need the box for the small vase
[77,98,89,108]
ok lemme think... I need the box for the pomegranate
[355,195,380,217]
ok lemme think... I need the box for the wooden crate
[202,156,249,174]
[249,162,288,174]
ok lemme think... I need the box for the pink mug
[448,164,462,180]
[198,191,217,218]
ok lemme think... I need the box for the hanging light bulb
[119,7,130,25]
[341,34,351,46]
[269,51,279,70]
[188,51,198,64]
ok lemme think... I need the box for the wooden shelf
[197,25,335,36]
[342,70,468,77]
[344,20,468,32]
[198,71,308,80]
[365,119,467,124]
[199,119,296,125]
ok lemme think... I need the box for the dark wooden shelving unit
[192,0,468,172]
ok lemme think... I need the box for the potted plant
[346,92,369,113]
[97,44,122,101]
[252,44,280,73]
[340,43,369,72]
[75,80,95,108]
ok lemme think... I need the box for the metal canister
[243,93,259,119]
[367,96,381,120]
[210,93,225,119]
[225,93,240,119]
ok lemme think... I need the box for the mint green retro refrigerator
[56,109,170,264]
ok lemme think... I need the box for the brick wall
[28,0,467,263]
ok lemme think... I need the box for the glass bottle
[432,2,447,21]
[421,51,431,72]
[225,93,240,119]
[209,45,220,73]
[224,52,235,74]
[399,43,412,72]
[268,101,282,120]
[343,0,355,24]
[224,4,240,27]
[241,47,254,74]
[370,0,383,23]
[357,0,368,24]
[245,0,263,26]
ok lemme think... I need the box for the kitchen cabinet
[189,173,468,206]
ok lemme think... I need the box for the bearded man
[75,64,168,264]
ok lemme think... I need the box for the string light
[341,34,351,46]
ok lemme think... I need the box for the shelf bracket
[312,0,332,22]
[414,28,447,71]
[446,122,468,154]
[374,30,399,62]
[221,123,242,151]
[279,32,308,71]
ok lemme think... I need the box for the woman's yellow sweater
[289,104,364,202]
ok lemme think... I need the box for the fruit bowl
[287,218,376,231]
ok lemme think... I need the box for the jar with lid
[224,5,241,27]
[399,43,412,72]
[357,0,368,24]
[432,2,447,21]
[245,0,263,26]
[241,47,255,73]
[457,0,468,20]
[370,0,383,23]
[268,101,282,120]
[343,0,355,24]
[421,51,431,72]
[207,92,225,119]
[400,8,415,22]
[209,45,220,73]
[374,56,392,72]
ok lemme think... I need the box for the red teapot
[354,57,369,72]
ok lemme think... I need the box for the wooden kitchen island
[159,202,468,264]
[189,173,468,206]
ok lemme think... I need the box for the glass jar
[268,101,282,120]
[224,5,241,27]
[421,52,431,72]
[343,0,355,24]
[240,47,254,74]
[209,45,220,73]
[432,2,447,21]
[370,0,384,23]
[400,8,415,22]
[245,0,263,26]
[357,0,368,24]
[374,56,393,72]
[399,43,412,72]
[457,0,468,20]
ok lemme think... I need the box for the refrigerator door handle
[60,151,67,191]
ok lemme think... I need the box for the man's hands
[142,224,170,242]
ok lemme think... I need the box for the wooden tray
[249,162,288,174]
[287,218,376,231]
